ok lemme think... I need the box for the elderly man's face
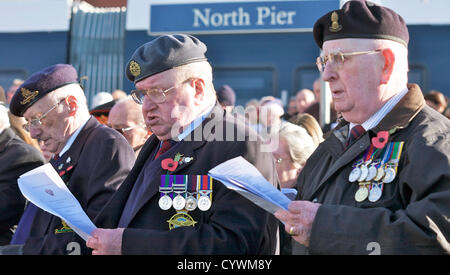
[321,39,384,124]
[137,69,198,141]
[23,95,69,154]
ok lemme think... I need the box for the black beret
[10,64,79,116]
[126,34,208,83]
[216,85,236,107]
[313,0,409,49]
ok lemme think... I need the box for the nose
[141,96,157,113]
[321,62,338,82]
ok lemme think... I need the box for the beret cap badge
[129,60,141,77]
[329,12,342,32]
[20,88,39,105]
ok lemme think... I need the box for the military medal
[374,166,385,181]
[369,182,383,202]
[358,164,369,182]
[366,161,379,181]
[382,142,404,184]
[355,182,369,202]
[185,176,198,211]
[382,166,396,183]
[185,195,198,211]
[172,175,187,210]
[197,175,213,211]
[349,160,363,182]
[159,175,173,210]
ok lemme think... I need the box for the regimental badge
[129,60,141,77]
[55,220,74,234]
[167,211,197,230]
[20,88,39,105]
[329,11,342,32]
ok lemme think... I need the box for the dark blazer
[22,116,136,254]
[93,104,280,254]
[0,128,44,245]
[297,84,450,254]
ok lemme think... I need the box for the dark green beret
[313,0,409,49]
[9,64,79,116]
[126,34,208,83]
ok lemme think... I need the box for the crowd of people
[0,0,448,255]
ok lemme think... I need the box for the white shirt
[349,87,409,133]
[58,116,90,157]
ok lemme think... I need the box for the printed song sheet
[17,163,96,241]
[208,156,291,215]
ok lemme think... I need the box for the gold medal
[374,167,385,181]
[355,183,369,202]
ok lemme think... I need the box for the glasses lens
[131,90,145,104]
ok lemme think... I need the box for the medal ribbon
[160,175,174,198]
[173,175,187,198]
[197,175,213,202]
[388,141,404,173]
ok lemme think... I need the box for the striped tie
[346,125,365,148]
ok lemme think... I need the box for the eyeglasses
[130,78,193,105]
[112,125,140,135]
[316,50,382,72]
[22,98,65,132]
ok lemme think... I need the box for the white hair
[0,104,10,132]
[279,122,317,168]
[92,91,113,108]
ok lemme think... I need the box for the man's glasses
[316,50,382,72]
[130,78,193,105]
[112,125,139,135]
[22,98,65,132]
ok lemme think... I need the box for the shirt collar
[173,103,215,142]
[350,87,409,133]
[58,116,90,157]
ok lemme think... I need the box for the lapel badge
[58,163,64,170]
[329,11,342,32]
[129,60,141,77]
[66,157,71,164]
[20,88,39,105]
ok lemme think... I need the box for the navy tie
[346,125,365,148]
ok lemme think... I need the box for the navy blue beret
[10,64,79,116]
[313,0,409,49]
[126,34,208,83]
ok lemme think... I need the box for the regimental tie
[154,140,173,160]
[346,125,366,148]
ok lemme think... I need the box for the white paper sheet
[208,156,291,215]
[18,163,97,241]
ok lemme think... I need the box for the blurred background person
[216,85,236,113]
[0,102,44,246]
[259,96,287,139]
[5,79,24,105]
[111,89,127,101]
[289,113,324,147]
[424,90,447,115]
[108,97,151,155]
[244,98,262,132]
[272,122,317,189]
[91,91,113,108]
[295,89,315,115]
[304,78,339,131]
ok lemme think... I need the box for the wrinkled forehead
[322,38,377,54]
[135,68,177,90]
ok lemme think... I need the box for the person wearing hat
[275,0,450,254]
[86,34,279,255]
[216,84,236,113]
[3,64,135,254]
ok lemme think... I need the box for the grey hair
[279,122,317,169]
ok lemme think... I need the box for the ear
[65,95,78,116]
[190,78,206,104]
[380,48,395,84]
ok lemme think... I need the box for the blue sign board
[149,1,340,35]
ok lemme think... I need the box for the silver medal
[198,196,211,211]
[368,183,383,202]
[382,167,396,183]
[358,164,369,182]
[185,195,198,211]
[348,167,362,182]
[158,194,172,210]
[172,194,186,210]
[366,165,378,181]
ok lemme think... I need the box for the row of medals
[349,159,398,202]
[159,191,211,212]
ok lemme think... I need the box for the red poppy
[161,158,178,172]
[372,131,389,149]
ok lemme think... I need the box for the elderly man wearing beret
[275,0,450,254]
[3,64,135,254]
[86,34,279,255]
